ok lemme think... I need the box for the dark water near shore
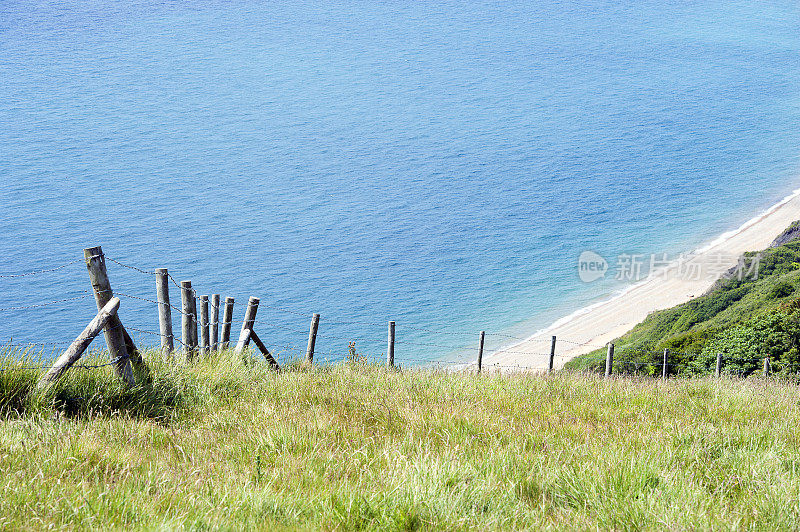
[1,1,799,363]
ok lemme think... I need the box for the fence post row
[476,331,485,374]
[155,268,174,358]
[306,313,320,366]
[38,297,121,388]
[235,297,259,355]
[199,295,210,357]
[84,246,135,385]
[44,248,772,379]
[210,294,220,352]
[605,343,614,378]
[387,321,395,368]
[221,296,234,349]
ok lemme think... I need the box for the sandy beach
[487,189,800,371]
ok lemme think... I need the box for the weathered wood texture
[210,294,220,352]
[221,297,234,349]
[250,329,280,370]
[181,281,195,356]
[387,321,395,368]
[38,297,121,387]
[548,335,556,373]
[234,297,259,354]
[155,268,174,357]
[605,343,614,378]
[120,323,150,379]
[189,294,198,358]
[199,295,209,357]
[305,313,320,365]
[477,331,485,373]
[83,247,134,385]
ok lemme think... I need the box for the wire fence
[0,253,787,378]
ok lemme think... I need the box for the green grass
[2,348,800,530]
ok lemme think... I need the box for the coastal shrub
[768,281,795,299]
[696,310,800,376]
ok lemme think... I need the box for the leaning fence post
[180,281,196,357]
[662,348,669,380]
[199,295,209,357]
[548,335,557,373]
[763,357,771,377]
[305,313,320,365]
[235,297,259,354]
[210,294,220,352]
[387,321,395,368]
[477,331,485,373]
[605,343,614,378]
[715,353,722,378]
[155,268,174,358]
[249,329,280,370]
[84,247,134,385]
[38,297,121,388]
[221,296,234,350]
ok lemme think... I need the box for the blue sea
[1,1,799,364]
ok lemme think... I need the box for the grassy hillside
[3,349,800,529]
[565,237,800,376]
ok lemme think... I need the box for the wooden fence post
[763,357,771,377]
[387,321,395,368]
[189,294,198,357]
[180,281,196,357]
[120,325,150,379]
[38,297,121,388]
[715,352,722,378]
[477,331,485,373]
[548,335,557,373]
[199,295,209,357]
[221,296,234,350]
[305,313,320,365]
[605,343,614,378]
[210,294,220,352]
[155,268,174,358]
[235,297,259,354]
[662,348,669,380]
[83,247,134,385]
[249,329,280,370]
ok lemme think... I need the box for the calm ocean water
[1,1,799,363]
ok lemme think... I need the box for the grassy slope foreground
[2,350,800,530]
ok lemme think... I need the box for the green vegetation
[566,238,800,377]
[3,348,800,529]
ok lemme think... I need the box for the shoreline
[486,187,800,371]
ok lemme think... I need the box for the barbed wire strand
[0,259,84,279]
[0,293,92,312]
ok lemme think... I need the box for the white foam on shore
[690,187,800,255]
[490,186,800,356]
